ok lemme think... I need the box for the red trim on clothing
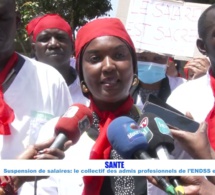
[0,53,18,135]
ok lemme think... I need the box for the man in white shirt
[147,4,215,195]
[26,13,89,106]
[0,0,72,194]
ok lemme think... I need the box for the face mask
[137,61,167,84]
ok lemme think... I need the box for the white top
[19,117,93,195]
[68,77,90,106]
[20,76,186,195]
[147,72,214,195]
[69,57,90,106]
[167,72,214,165]
[167,72,213,122]
[33,57,89,106]
[19,58,89,194]
[1,55,71,160]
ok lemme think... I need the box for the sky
[108,0,119,17]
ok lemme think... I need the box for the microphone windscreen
[138,112,174,157]
[107,116,148,159]
[55,104,93,144]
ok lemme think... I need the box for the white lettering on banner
[125,0,210,57]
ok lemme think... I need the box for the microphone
[50,104,93,150]
[107,116,176,195]
[107,116,149,159]
[138,113,184,194]
[168,176,185,195]
[138,112,174,159]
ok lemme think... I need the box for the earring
[81,81,89,93]
[132,75,139,86]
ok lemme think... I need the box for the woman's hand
[177,176,215,195]
[147,176,215,195]
[170,122,213,159]
[11,137,72,191]
[184,57,210,80]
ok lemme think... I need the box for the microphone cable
[34,176,38,195]
[153,176,176,195]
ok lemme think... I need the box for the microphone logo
[154,117,172,137]
[78,116,91,134]
[126,122,142,141]
[138,116,153,142]
[62,106,79,118]
[139,117,148,128]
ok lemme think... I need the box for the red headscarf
[0,53,18,135]
[75,17,136,81]
[26,14,72,41]
[25,16,43,36]
[75,18,135,58]
[75,18,137,195]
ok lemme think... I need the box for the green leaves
[15,0,112,55]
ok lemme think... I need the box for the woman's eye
[90,56,100,63]
[115,52,125,59]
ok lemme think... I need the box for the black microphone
[50,104,93,150]
[107,116,176,195]
[138,112,175,159]
[138,113,184,194]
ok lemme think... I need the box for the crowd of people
[0,0,215,194]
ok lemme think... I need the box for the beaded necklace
[90,107,141,195]
[92,108,140,133]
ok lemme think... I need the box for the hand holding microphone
[170,122,214,160]
[107,116,148,159]
[107,116,176,195]
[138,113,185,195]
[32,104,93,194]
[21,100,93,158]
[137,112,174,159]
[48,103,92,150]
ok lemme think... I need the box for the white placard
[124,0,210,58]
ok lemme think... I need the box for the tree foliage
[15,0,112,54]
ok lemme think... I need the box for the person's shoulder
[175,74,208,89]
[21,54,54,69]
[168,74,209,101]
[184,74,209,87]
[21,54,65,78]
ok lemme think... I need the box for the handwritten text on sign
[125,0,210,57]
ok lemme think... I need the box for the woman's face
[82,36,134,103]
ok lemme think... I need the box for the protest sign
[116,0,210,59]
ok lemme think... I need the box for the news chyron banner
[0,160,215,176]
[116,0,210,59]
